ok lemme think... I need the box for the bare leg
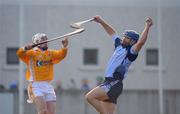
[85,86,109,114]
[100,101,116,114]
[34,96,48,114]
[47,101,56,114]
[27,83,34,103]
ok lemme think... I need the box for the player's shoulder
[125,46,138,62]
[112,34,122,49]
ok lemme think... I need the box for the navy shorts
[99,77,123,104]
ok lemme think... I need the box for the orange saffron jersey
[16,47,67,81]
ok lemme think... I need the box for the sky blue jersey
[104,35,138,79]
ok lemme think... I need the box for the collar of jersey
[33,47,47,52]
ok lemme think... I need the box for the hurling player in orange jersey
[17,33,68,114]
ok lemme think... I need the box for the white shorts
[30,81,56,102]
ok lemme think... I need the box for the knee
[85,94,91,102]
[85,94,89,101]
[85,93,96,103]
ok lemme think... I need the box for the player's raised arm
[133,17,153,53]
[93,15,117,37]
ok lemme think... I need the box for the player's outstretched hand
[145,17,153,28]
[93,15,103,23]
[62,38,68,48]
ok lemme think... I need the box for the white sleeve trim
[112,34,120,41]
[130,46,138,55]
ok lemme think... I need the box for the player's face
[122,37,131,45]
[39,36,48,50]
[121,37,136,46]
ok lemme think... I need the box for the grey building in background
[0,0,180,114]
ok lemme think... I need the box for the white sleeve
[130,45,138,55]
[112,34,120,41]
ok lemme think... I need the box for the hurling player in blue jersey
[85,15,153,114]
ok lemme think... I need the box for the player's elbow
[61,54,67,60]
[60,52,68,60]
[62,51,68,59]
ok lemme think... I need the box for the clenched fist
[145,17,153,28]
[93,15,104,23]
[62,38,68,48]
[24,43,34,50]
